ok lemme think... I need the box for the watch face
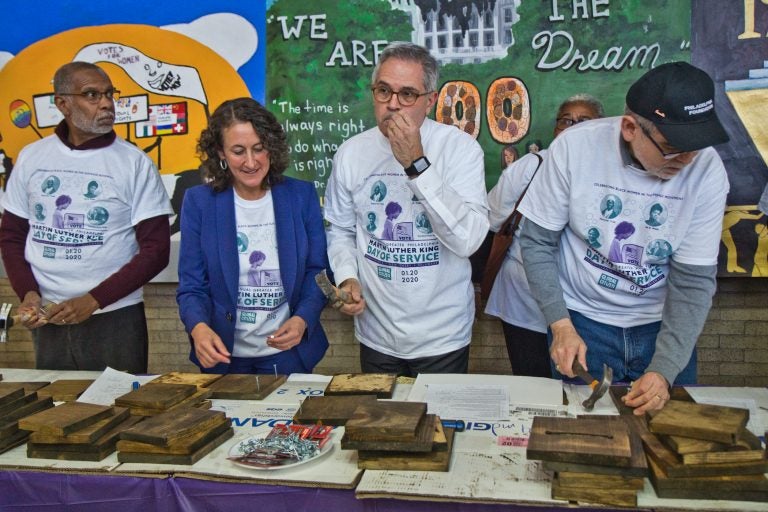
[413,157,430,173]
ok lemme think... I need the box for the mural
[0,0,766,277]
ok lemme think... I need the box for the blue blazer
[176,177,329,372]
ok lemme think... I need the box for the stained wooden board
[0,385,24,406]
[0,381,50,394]
[610,385,694,415]
[149,372,222,389]
[126,387,212,416]
[293,395,377,426]
[117,426,233,465]
[342,414,437,453]
[204,373,287,400]
[649,400,749,444]
[344,401,427,439]
[0,429,30,454]
[36,379,94,401]
[357,425,455,471]
[117,418,230,455]
[4,396,54,423]
[648,455,768,502]
[26,415,142,462]
[29,407,130,445]
[527,417,632,468]
[115,383,197,410]
[0,391,38,418]
[120,407,227,446]
[556,471,644,490]
[0,420,19,439]
[325,373,396,398]
[551,475,638,508]
[641,423,768,477]
[19,402,114,436]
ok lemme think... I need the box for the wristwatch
[404,156,431,177]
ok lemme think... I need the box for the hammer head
[581,364,613,411]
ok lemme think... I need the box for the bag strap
[499,152,543,236]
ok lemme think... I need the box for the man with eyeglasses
[0,61,173,372]
[324,42,489,376]
[518,62,729,415]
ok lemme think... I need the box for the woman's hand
[267,316,307,351]
[191,323,231,368]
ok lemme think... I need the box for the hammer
[571,361,613,411]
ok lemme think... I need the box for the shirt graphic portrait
[601,194,622,219]
[41,176,60,195]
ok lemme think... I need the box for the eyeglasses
[555,116,593,129]
[639,123,683,160]
[371,85,432,106]
[58,89,121,104]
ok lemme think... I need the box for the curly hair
[55,195,72,208]
[197,98,289,192]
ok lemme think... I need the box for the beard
[69,107,115,135]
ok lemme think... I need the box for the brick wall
[0,277,766,385]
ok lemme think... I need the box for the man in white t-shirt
[518,62,730,415]
[324,42,489,376]
[0,62,173,372]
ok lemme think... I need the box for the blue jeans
[201,347,310,375]
[548,310,697,385]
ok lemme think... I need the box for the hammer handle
[571,360,598,388]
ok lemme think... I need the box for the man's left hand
[47,294,100,325]
[622,371,670,415]
[385,112,425,168]
[267,315,307,351]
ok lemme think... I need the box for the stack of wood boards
[22,402,140,461]
[115,382,211,416]
[324,373,396,399]
[340,400,453,471]
[36,379,94,401]
[116,407,233,464]
[203,374,286,400]
[643,400,768,502]
[0,382,54,453]
[293,395,377,426]
[527,416,647,507]
[149,372,222,389]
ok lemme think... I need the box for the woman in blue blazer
[177,98,329,374]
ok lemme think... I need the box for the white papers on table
[425,384,509,421]
[408,373,562,407]
[286,373,333,383]
[76,367,157,405]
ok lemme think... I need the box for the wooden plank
[0,382,49,394]
[0,391,38,418]
[344,401,427,439]
[148,372,222,389]
[556,471,644,490]
[342,414,436,453]
[325,373,396,399]
[117,426,233,465]
[116,418,230,455]
[357,425,455,471]
[527,417,632,468]
[119,407,227,446]
[126,388,212,416]
[204,374,287,400]
[649,400,749,444]
[115,383,197,410]
[29,407,130,445]
[641,425,768,477]
[18,402,113,435]
[0,429,30,455]
[0,385,24,406]
[551,474,638,508]
[36,380,94,401]
[4,396,54,423]
[0,420,19,439]
[26,415,142,462]
[682,448,766,465]
[293,395,377,426]
[663,427,762,455]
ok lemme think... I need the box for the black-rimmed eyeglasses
[555,116,593,130]
[371,85,432,106]
[639,123,683,160]
[58,89,120,104]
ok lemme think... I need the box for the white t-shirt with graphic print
[518,117,728,327]
[233,190,287,358]
[2,134,172,313]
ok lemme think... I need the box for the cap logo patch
[654,109,666,118]
[684,99,713,115]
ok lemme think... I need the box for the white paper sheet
[425,384,509,421]
[408,373,562,407]
[76,367,158,405]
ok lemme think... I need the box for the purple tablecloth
[0,470,636,511]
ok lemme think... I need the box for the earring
[219,159,228,170]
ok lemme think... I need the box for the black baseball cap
[626,61,729,152]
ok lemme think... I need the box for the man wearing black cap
[517,62,729,415]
